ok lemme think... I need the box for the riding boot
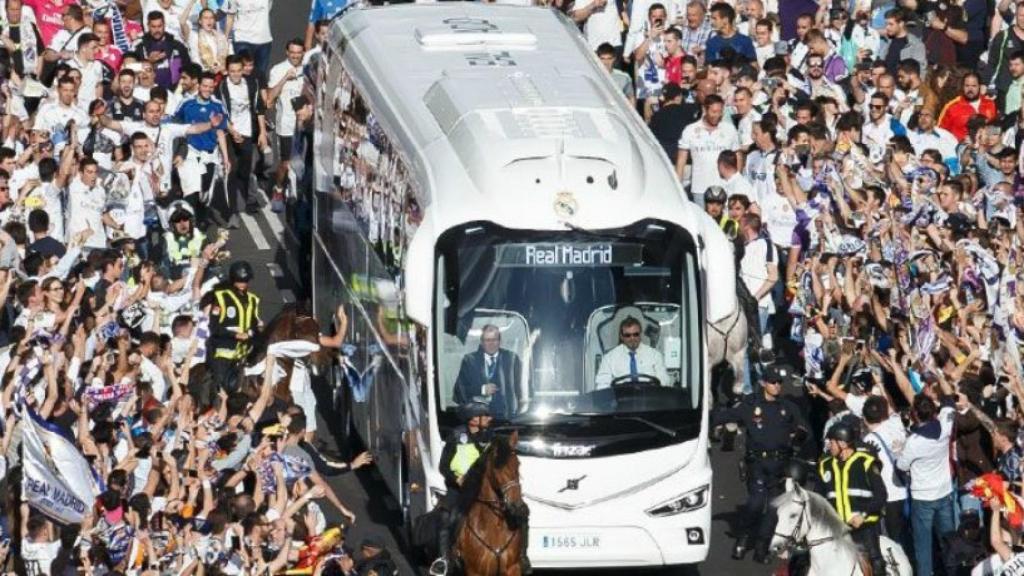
[430,508,453,576]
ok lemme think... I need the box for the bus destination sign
[497,243,643,267]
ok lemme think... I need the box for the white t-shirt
[107,162,152,240]
[224,77,252,137]
[678,119,739,200]
[48,25,91,55]
[759,187,798,248]
[33,100,89,142]
[223,0,273,44]
[268,60,303,137]
[67,56,104,109]
[574,0,622,50]
[22,540,61,576]
[143,0,184,41]
[739,236,776,312]
[66,177,107,249]
[896,405,955,501]
[863,414,910,502]
[120,120,191,192]
[722,171,754,201]
[735,109,761,148]
[27,181,66,244]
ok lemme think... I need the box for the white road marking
[240,213,270,250]
[257,188,299,244]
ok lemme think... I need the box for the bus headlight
[645,484,709,517]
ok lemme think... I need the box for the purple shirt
[779,0,819,41]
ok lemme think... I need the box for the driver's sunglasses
[621,331,642,338]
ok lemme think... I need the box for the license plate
[540,534,602,549]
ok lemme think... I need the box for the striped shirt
[679,20,712,56]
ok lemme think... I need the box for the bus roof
[329,3,699,233]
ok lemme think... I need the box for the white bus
[311,3,738,568]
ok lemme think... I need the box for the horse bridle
[464,468,524,576]
[773,496,842,553]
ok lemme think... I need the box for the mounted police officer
[815,422,888,576]
[704,185,739,240]
[163,200,206,280]
[430,401,494,576]
[206,260,261,399]
[712,364,809,563]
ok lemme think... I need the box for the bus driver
[595,317,670,388]
[453,324,523,419]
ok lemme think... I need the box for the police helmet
[458,401,491,422]
[229,261,254,283]
[826,422,855,444]
[783,459,809,487]
[167,199,193,222]
[705,185,728,204]
[761,363,791,384]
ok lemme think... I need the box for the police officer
[712,364,809,563]
[705,185,739,239]
[431,401,494,576]
[206,260,261,399]
[815,422,888,576]
[163,201,206,280]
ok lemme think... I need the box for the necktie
[629,351,638,378]
[486,355,496,380]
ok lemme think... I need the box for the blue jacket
[173,97,228,152]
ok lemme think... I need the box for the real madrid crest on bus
[554,191,578,219]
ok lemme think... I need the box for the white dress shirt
[595,342,670,388]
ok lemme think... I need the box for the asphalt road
[225,4,784,575]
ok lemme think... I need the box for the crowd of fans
[0,0,406,573]
[580,0,1024,573]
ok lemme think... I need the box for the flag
[20,408,101,524]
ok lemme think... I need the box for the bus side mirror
[403,219,433,326]
[697,211,738,324]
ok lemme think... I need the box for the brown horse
[247,303,334,403]
[454,431,529,576]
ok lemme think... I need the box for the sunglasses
[870,104,885,110]
[808,63,823,69]
[621,331,641,338]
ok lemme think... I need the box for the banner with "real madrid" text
[21,407,100,524]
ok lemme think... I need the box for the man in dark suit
[453,324,523,419]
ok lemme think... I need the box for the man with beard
[908,108,958,166]
[894,59,938,124]
[805,54,846,111]
[862,93,907,164]
[938,72,997,141]
[676,93,740,206]
[108,69,144,122]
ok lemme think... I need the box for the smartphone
[856,339,866,352]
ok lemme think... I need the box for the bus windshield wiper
[561,221,630,241]
[608,415,678,438]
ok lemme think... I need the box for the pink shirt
[97,45,122,73]
[23,0,75,46]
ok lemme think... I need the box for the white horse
[771,485,912,576]
[707,304,748,398]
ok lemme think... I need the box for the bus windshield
[434,220,703,445]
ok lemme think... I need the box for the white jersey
[66,177,107,249]
[678,120,739,200]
